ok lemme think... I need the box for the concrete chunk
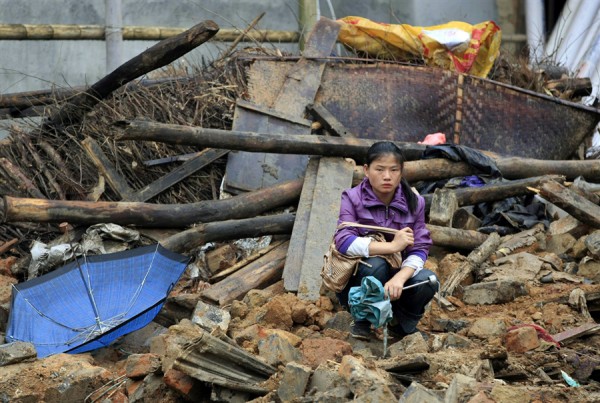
[0,341,36,366]
[277,362,312,401]
[463,280,528,305]
[399,381,443,402]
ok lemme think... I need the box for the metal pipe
[105,0,123,74]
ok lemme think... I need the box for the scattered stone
[291,300,309,324]
[211,385,253,403]
[444,333,473,349]
[486,252,543,282]
[301,337,352,369]
[192,300,231,332]
[571,236,589,259]
[277,362,312,401]
[462,280,528,305]
[126,353,161,379]
[258,332,302,366]
[163,368,209,401]
[398,381,443,402]
[324,310,353,332]
[308,361,351,397]
[431,318,470,333]
[150,319,203,373]
[468,318,507,340]
[548,215,588,238]
[577,257,600,283]
[338,355,396,400]
[0,354,111,402]
[389,332,429,357]
[545,233,576,256]
[256,294,294,330]
[0,341,36,366]
[467,390,495,403]
[115,322,167,354]
[444,373,479,403]
[229,300,249,319]
[586,230,600,258]
[489,384,533,403]
[504,326,540,353]
[129,373,181,403]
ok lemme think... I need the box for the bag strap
[337,221,398,235]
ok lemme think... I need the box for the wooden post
[298,0,318,50]
[452,208,482,231]
[536,181,600,228]
[428,188,459,227]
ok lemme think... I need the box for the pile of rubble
[1,18,600,402]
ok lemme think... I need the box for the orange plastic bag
[338,16,501,78]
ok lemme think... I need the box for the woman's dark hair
[366,141,418,213]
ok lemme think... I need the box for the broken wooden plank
[1,179,302,227]
[442,232,502,296]
[536,180,600,228]
[307,103,356,137]
[127,148,228,202]
[427,225,488,250]
[552,323,600,343]
[45,20,219,128]
[283,157,319,291]
[81,137,134,200]
[298,158,355,301]
[200,241,289,306]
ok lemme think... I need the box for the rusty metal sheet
[245,61,600,160]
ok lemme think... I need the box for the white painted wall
[0,0,497,93]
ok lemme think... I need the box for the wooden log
[0,179,302,228]
[353,158,600,184]
[119,121,600,181]
[200,241,289,306]
[81,137,134,200]
[423,175,563,211]
[427,225,488,250]
[0,23,298,42]
[428,188,459,226]
[546,77,592,97]
[536,181,600,228]
[452,208,482,231]
[116,119,427,161]
[162,214,295,254]
[46,20,219,128]
[441,232,502,297]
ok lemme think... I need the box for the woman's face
[364,153,402,200]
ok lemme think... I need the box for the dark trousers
[336,256,439,334]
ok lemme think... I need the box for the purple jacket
[334,178,432,262]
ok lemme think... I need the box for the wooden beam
[128,148,228,202]
[81,137,134,200]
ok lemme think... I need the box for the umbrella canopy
[348,276,393,329]
[6,243,189,358]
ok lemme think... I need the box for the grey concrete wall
[0,0,497,94]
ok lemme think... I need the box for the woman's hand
[391,227,414,253]
[384,275,406,300]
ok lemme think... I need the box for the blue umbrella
[348,276,393,329]
[6,243,189,358]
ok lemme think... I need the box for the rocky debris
[0,341,36,365]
